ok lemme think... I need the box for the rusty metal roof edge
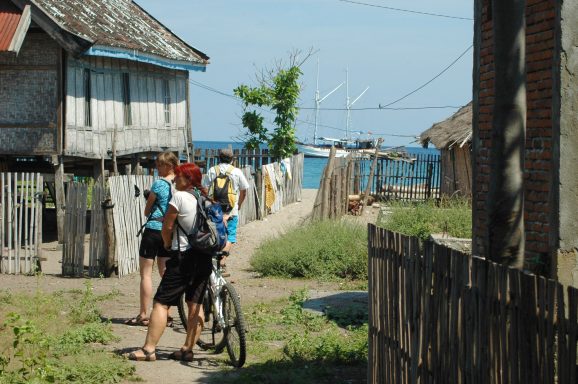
[23,0,95,44]
[85,45,207,72]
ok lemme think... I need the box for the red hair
[174,163,208,196]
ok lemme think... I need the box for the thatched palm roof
[419,102,472,149]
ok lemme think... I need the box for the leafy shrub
[0,284,134,384]
[250,220,368,280]
[378,198,471,241]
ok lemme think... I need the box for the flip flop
[124,315,149,326]
[169,349,194,362]
[128,348,156,362]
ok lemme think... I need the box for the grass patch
[212,289,367,383]
[250,220,368,281]
[378,197,471,241]
[0,282,137,384]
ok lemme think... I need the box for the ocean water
[192,141,440,189]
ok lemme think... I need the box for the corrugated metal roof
[29,0,209,69]
[0,1,21,51]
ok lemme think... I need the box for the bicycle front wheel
[222,282,247,368]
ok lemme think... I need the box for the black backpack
[210,165,236,213]
[177,191,227,254]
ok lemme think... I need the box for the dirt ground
[0,189,380,383]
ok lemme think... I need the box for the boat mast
[345,67,369,140]
[313,58,343,145]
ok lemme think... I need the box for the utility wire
[378,44,473,109]
[188,79,462,112]
[337,0,473,21]
[186,79,456,138]
[300,105,462,111]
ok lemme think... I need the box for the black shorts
[153,249,212,307]
[139,228,170,259]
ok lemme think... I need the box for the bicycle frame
[207,259,227,328]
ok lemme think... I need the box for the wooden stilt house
[419,103,472,197]
[0,0,209,175]
[0,0,209,242]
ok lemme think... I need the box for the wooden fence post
[360,139,383,214]
[54,159,65,243]
[320,146,337,219]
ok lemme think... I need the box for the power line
[187,78,462,112]
[379,44,473,109]
[337,0,473,21]
[300,105,462,111]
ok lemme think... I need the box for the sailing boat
[297,66,381,158]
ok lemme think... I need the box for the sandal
[220,264,230,278]
[169,349,194,362]
[125,315,149,326]
[128,347,156,362]
[167,316,174,328]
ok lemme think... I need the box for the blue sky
[137,0,473,147]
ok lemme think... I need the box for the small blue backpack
[178,190,227,254]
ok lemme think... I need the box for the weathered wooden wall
[440,147,471,197]
[65,57,189,158]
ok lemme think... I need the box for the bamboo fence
[60,154,302,277]
[312,151,442,220]
[368,224,578,384]
[0,172,43,274]
[62,182,88,276]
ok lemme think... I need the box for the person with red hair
[128,163,211,362]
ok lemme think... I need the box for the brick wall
[474,0,556,270]
[0,31,58,154]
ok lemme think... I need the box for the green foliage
[0,284,134,384]
[214,290,367,383]
[250,220,368,280]
[234,63,302,159]
[378,198,472,241]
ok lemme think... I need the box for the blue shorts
[227,215,238,243]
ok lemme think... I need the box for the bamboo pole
[319,146,337,219]
[360,139,383,214]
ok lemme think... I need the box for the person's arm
[144,192,157,217]
[161,205,178,250]
[237,189,247,209]
[236,170,250,210]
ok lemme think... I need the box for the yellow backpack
[210,165,236,213]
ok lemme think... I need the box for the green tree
[234,51,312,159]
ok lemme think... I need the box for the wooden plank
[567,287,577,384]
[7,174,13,274]
[545,280,555,383]
[556,283,568,384]
[15,172,22,274]
[0,173,4,273]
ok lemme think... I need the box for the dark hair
[218,148,234,163]
[174,163,208,197]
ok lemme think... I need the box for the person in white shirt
[204,148,250,274]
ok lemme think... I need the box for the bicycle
[177,251,247,368]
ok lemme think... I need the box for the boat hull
[296,143,351,158]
